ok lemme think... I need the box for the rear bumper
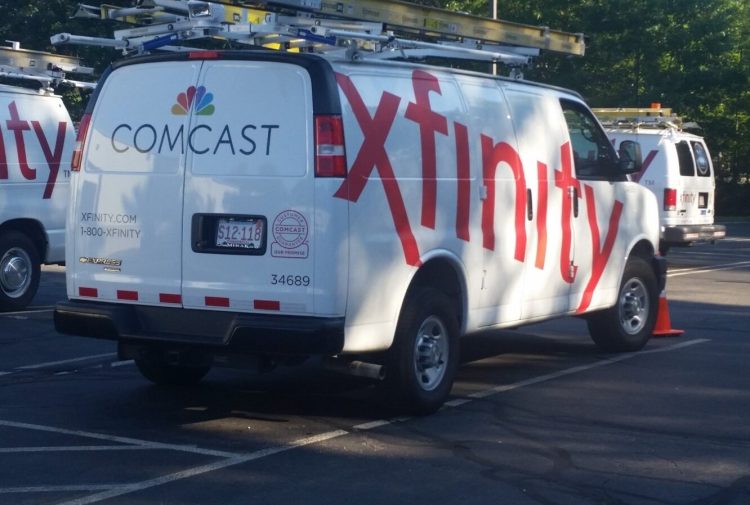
[662,223,727,245]
[54,300,345,356]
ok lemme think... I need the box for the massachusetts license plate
[216,218,264,249]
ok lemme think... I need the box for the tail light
[314,115,347,177]
[188,50,220,60]
[71,112,92,172]
[664,188,677,211]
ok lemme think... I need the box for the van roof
[102,49,342,115]
[603,127,705,142]
[101,48,583,106]
[0,83,56,97]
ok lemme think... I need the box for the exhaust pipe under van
[323,358,385,381]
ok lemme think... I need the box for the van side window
[560,99,620,180]
[691,141,711,177]
[676,141,695,176]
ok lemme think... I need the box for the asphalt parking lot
[0,223,748,505]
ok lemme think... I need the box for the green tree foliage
[440,0,750,213]
[0,0,130,118]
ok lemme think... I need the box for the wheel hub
[619,279,648,335]
[413,316,448,391]
[0,248,31,297]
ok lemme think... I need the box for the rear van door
[72,61,200,303]
[181,59,318,314]
[74,55,340,317]
[673,139,715,225]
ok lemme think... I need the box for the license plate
[216,218,264,249]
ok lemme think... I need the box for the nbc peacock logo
[171,85,215,116]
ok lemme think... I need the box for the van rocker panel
[54,301,345,355]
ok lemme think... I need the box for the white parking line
[0,307,55,316]
[54,430,350,505]
[0,338,710,504]
[16,353,117,370]
[668,260,750,277]
[0,420,240,458]
[0,485,124,494]
[0,446,160,453]
[465,338,710,400]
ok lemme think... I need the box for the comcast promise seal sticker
[271,210,309,259]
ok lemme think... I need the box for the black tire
[135,353,210,386]
[384,287,459,415]
[587,256,658,352]
[0,231,41,311]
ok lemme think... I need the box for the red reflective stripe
[117,290,138,301]
[159,293,182,304]
[254,300,280,311]
[205,296,230,307]
[79,287,98,298]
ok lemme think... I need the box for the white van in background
[0,84,74,310]
[595,107,726,255]
[55,50,665,414]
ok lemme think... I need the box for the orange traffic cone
[652,289,684,337]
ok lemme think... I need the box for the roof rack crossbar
[52,0,585,65]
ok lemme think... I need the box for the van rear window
[691,141,711,177]
[676,141,695,177]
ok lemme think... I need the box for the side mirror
[618,140,642,174]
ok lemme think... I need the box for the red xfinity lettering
[535,161,549,270]
[405,70,449,230]
[554,142,581,283]
[454,122,471,242]
[335,72,626,307]
[32,121,68,199]
[6,101,35,180]
[333,73,422,267]
[0,101,69,199]
[576,185,624,313]
[481,135,527,261]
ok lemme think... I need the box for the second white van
[596,108,726,254]
[0,84,73,310]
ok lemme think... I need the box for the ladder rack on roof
[0,42,96,91]
[593,107,685,131]
[51,0,584,67]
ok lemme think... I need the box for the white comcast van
[597,111,726,255]
[0,84,73,310]
[55,51,665,414]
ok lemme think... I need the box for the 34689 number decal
[271,274,311,287]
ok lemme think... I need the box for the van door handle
[526,189,533,220]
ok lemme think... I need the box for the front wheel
[384,287,459,415]
[0,231,41,311]
[587,256,658,352]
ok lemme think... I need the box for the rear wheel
[135,352,210,386]
[587,256,658,352]
[385,287,459,415]
[0,231,41,311]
